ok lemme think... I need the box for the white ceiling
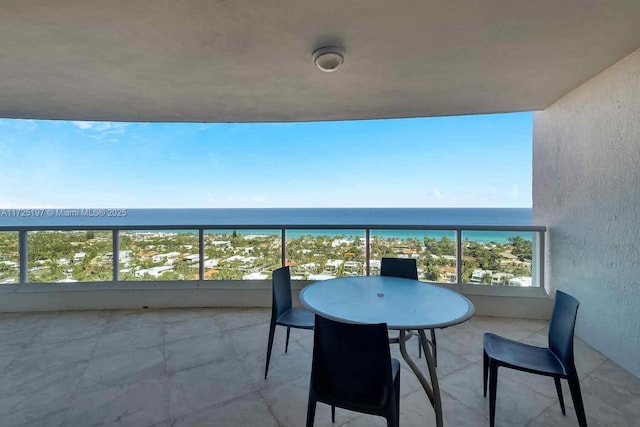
[1,0,640,122]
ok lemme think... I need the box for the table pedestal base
[398,330,443,427]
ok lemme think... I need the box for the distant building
[470,269,492,284]
[0,261,18,268]
[242,272,268,280]
[308,273,336,281]
[299,262,317,271]
[508,276,533,287]
[151,252,180,263]
[204,259,219,268]
[491,272,513,285]
[325,259,343,274]
[135,266,174,278]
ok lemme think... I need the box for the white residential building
[508,277,533,287]
[470,269,492,284]
[242,272,268,280]
[135,266,174,278]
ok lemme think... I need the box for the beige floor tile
[212,308,270,331]
[439,362,556,427]
[573,338,608,377]
[0,361,88,426]
[161,308,210,323]
[229,321,298,357]
[1,406,68,427]
[173,391,279,427]
[0,347,22,371]
[80,346,165,388]
[590,359,640,396]
[165,332,237,373]
[103,309,164,333]
[34,311,111,343]
[0,308,636,426]
[164,315,223,344]
[94,325,164,357]
[245,339,311,386]
[168,358,262,418]
[9,335,97,374]
[261,375,362,427]
[0,311,61,333]
[0,326,43,349]
[64,377,170,427]
[578,374,640,427]
[399,389,488,427]
[527,404,608,427]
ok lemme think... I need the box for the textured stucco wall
[533,48,640,378]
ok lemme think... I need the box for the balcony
[0,223,549,317]
[1,1,640,423]
[0,306,637,426]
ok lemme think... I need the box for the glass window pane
[119,230,199,281]
[27,230,112,283]
[0,232,19,284]
[370,230,457,283]
[204,229,281,280]
[462,231,535,286]
[286,230,366,280]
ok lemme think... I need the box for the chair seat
[483,332,566,376]
[277,307,314,329]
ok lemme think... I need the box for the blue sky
[0,113,532,208]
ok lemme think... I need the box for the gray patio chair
[306,315,400,427]
[264,266,314,379]
[483,290,587,427]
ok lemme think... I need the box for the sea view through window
[0,114,536,286]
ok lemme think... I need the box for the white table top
[300,276,475,330]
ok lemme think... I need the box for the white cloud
[71,121,94,130]
[71,121,129,142]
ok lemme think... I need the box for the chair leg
[306,398,317,427]
[418,331,422,358]
[285,326,291,353]
[567,373,588,427]
[554,377,566,415]
[488,361,499,427]
[431,329,437,367]
[394,369,401,427]
[265,321,277,379]
[483,350,489,397]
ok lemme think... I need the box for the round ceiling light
[312,47,345,72]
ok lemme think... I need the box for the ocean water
[1,207,532,227]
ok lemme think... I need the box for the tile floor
[0,308,638,426]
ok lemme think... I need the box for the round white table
[300,275,475,427]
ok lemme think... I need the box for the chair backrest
[548,290,580,368]
[272,266,293,320]
[310,315,394,405]
[380,257,418,280]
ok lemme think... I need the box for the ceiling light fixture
[312,47,345,72]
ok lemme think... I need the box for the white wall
[0,281,551,319]
[533,48,640,378]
